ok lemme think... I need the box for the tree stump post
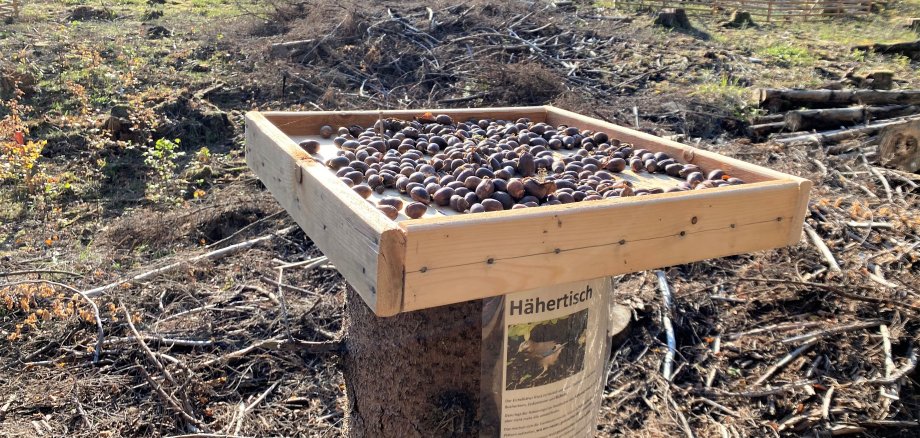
[343,285,484,437]
[878,119,920,173]
[654,8,692,30]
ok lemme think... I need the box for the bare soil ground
[1,0,918,436]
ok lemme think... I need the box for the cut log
[878,119,920,173]
[756,89,920,112]
[751,113,785,125]
[854,40,920,60]
[775,116,920,146]
[784,105,920,132]
[654,8,692,30]
[747,121,786,138]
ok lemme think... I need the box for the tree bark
[878,119,920,173]
[756,89,920,112]
[784,105,920,132]
[343,285,483,438]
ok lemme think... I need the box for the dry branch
[753,338,818,386]
[804,223,842,272]
[84,226,296,298]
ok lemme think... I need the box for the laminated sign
[481,278,612,438]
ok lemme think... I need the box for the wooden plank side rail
[246,106,811,316]
[245,112,406,316]
[400,179,807,311]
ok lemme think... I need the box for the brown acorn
[405,202,427,219]
[299,139,321,154]
[377,205,399,220]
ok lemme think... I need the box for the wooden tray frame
[246,106,811,316]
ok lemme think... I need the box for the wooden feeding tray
[246,106,811,317]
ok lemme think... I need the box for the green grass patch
[757,44,815,66]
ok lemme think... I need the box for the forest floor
[1,0,919,436]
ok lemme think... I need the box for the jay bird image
[517,339,566,379]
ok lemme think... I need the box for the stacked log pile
[748,87,920,173]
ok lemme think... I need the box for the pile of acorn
[299,115,744,220]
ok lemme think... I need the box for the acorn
[523,178,556,199]
[469,203,486,213]
[353,184,372,199]
[405,202,427,219]
[507,178,525,199]
[410,186,431,204]
[629,159,643,173]
[326,156,350,170]
[299,139,321,154]
[450,194,470,213]
[481,198,503,212]
[475,178,495,200]
[708,169,726,180]
[605,157,627,173]
[377,205,399,220]
[378,197,403,210]
[679,164,701,178]
[435,114,453,125]
[665,163,683,177]
[320,125,334,139]
[433,187,455,206]
[518,152,536,177]
[686,172,705,187]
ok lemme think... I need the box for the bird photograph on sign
[505,309,589,390]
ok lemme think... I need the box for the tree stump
[907,18,919,33]
[863,71,894,90]
[343,285,484,437]
[721,10,756,28]
[878,119,920,173]
[654,8,692,30]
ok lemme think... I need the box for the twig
[0,269,81,278]
[136,362,208,432]
[84,226,296,298]
[862,154,894,202]
[753,338,818,386]
[699,380,819,398]
[667,392,694,438]
[0,394,17,421]
[780,320,883,344]
[846,221,894,229]
[821,385,835,420]
[803,223,842,273]
[736,277,920,314]
[692,397,740,417]
[204,211,284,249]
[879,324,896,419]
[121,299,177,387]
[656,271,676,381]
[104,336,214,348]
[258,276,317,297]
[846,345,918,387]
[726,321,826,341]
[233,381,280,435]
[275,268,293,340]
[199,337,283,367]
[275,256,328,270]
